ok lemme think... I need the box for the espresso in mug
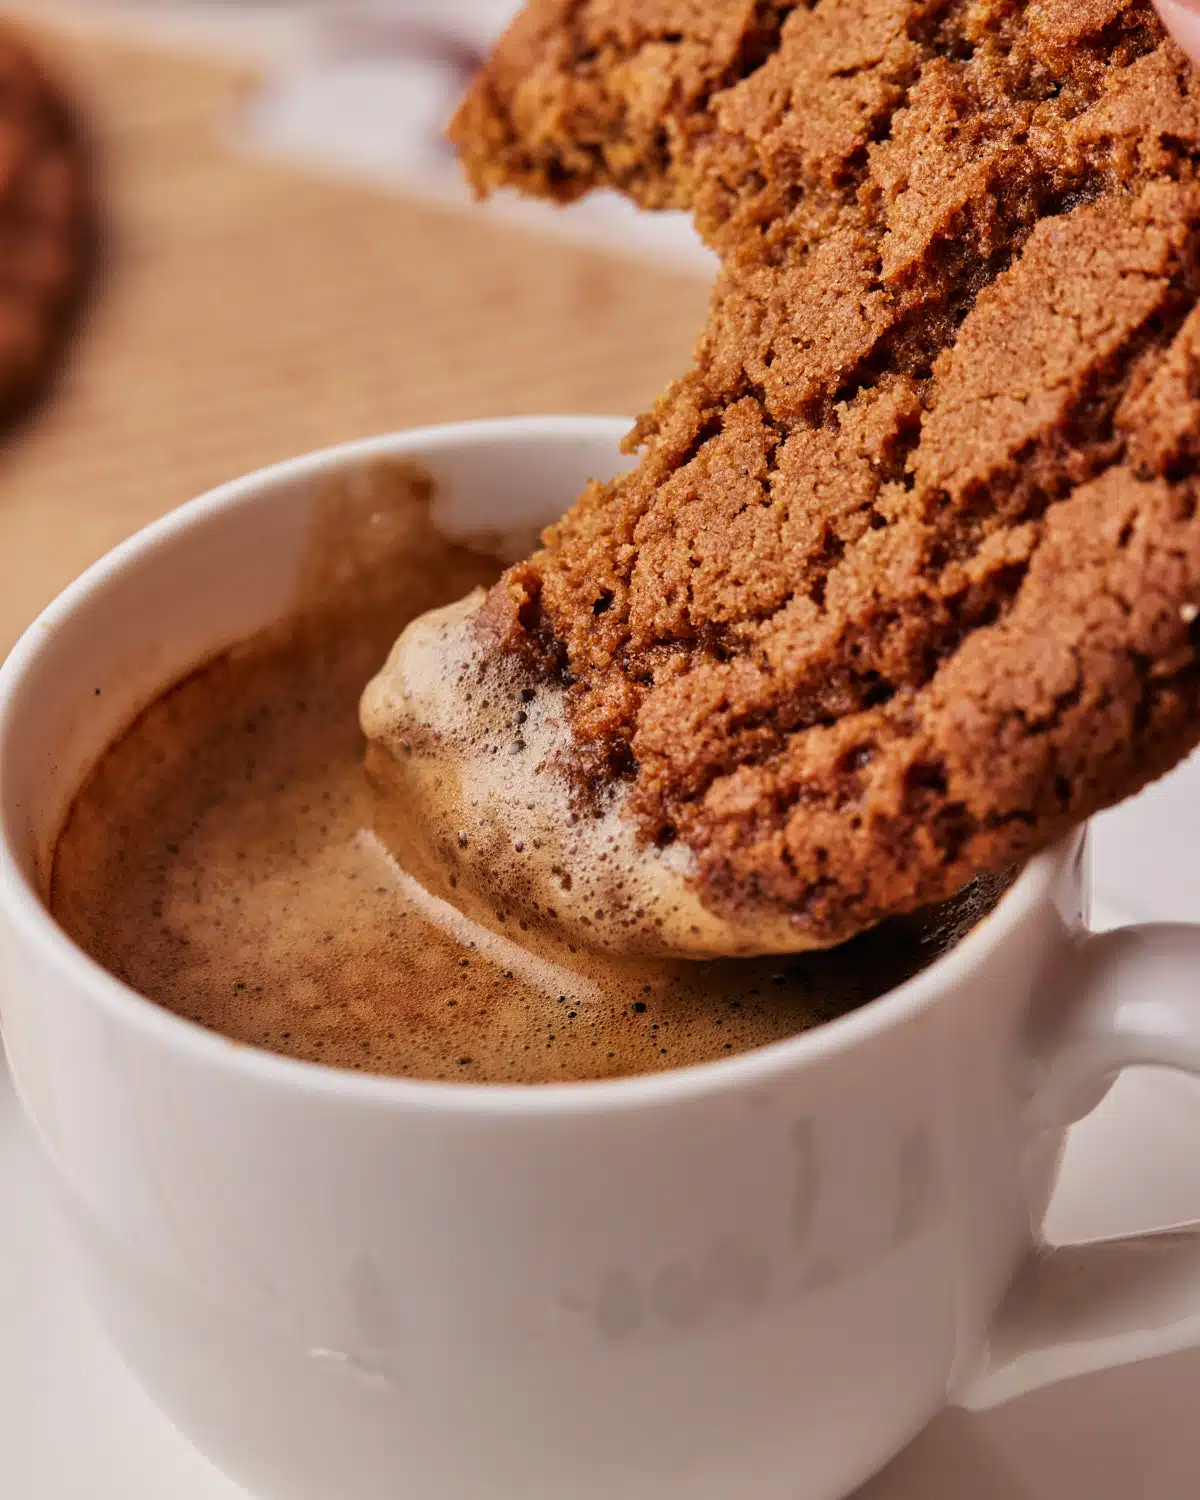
[51,466,1011,1084]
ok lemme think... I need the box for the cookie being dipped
[368,0,1200,954]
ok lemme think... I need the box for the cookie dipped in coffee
[51,463,1011,1085]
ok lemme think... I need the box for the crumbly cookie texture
[0,25,92,418]
[451,0,1200,947]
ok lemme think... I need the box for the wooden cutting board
[0,17,709,654]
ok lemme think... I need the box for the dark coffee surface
[50,467,1012,1084]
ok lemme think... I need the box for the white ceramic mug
[5,417,1200,1500]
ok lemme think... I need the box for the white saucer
[5,902,1200,1500]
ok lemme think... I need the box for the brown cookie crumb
[451,0,1200,946]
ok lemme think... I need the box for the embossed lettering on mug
[569,1115,944,1348]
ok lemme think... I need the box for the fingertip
[1157,0,1200,66]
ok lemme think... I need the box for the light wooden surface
[0,17,709,654]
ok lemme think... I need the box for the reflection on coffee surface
[51,466,1012,1083]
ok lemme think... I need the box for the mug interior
[0,416,1072,1108]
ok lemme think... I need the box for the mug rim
[0,416,1072,1116]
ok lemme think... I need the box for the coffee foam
[360,592,818,959]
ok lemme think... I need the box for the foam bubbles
[360,593,819,959]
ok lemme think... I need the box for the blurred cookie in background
[0,21,92,422]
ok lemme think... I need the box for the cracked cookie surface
[451,0,1200,947]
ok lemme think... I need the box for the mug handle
[958,923,1200,1410]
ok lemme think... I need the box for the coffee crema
[362,591,819,958]
[50,464,1012,1084]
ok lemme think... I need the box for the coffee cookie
[450,0,1200,948]
[0,25,91,419]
